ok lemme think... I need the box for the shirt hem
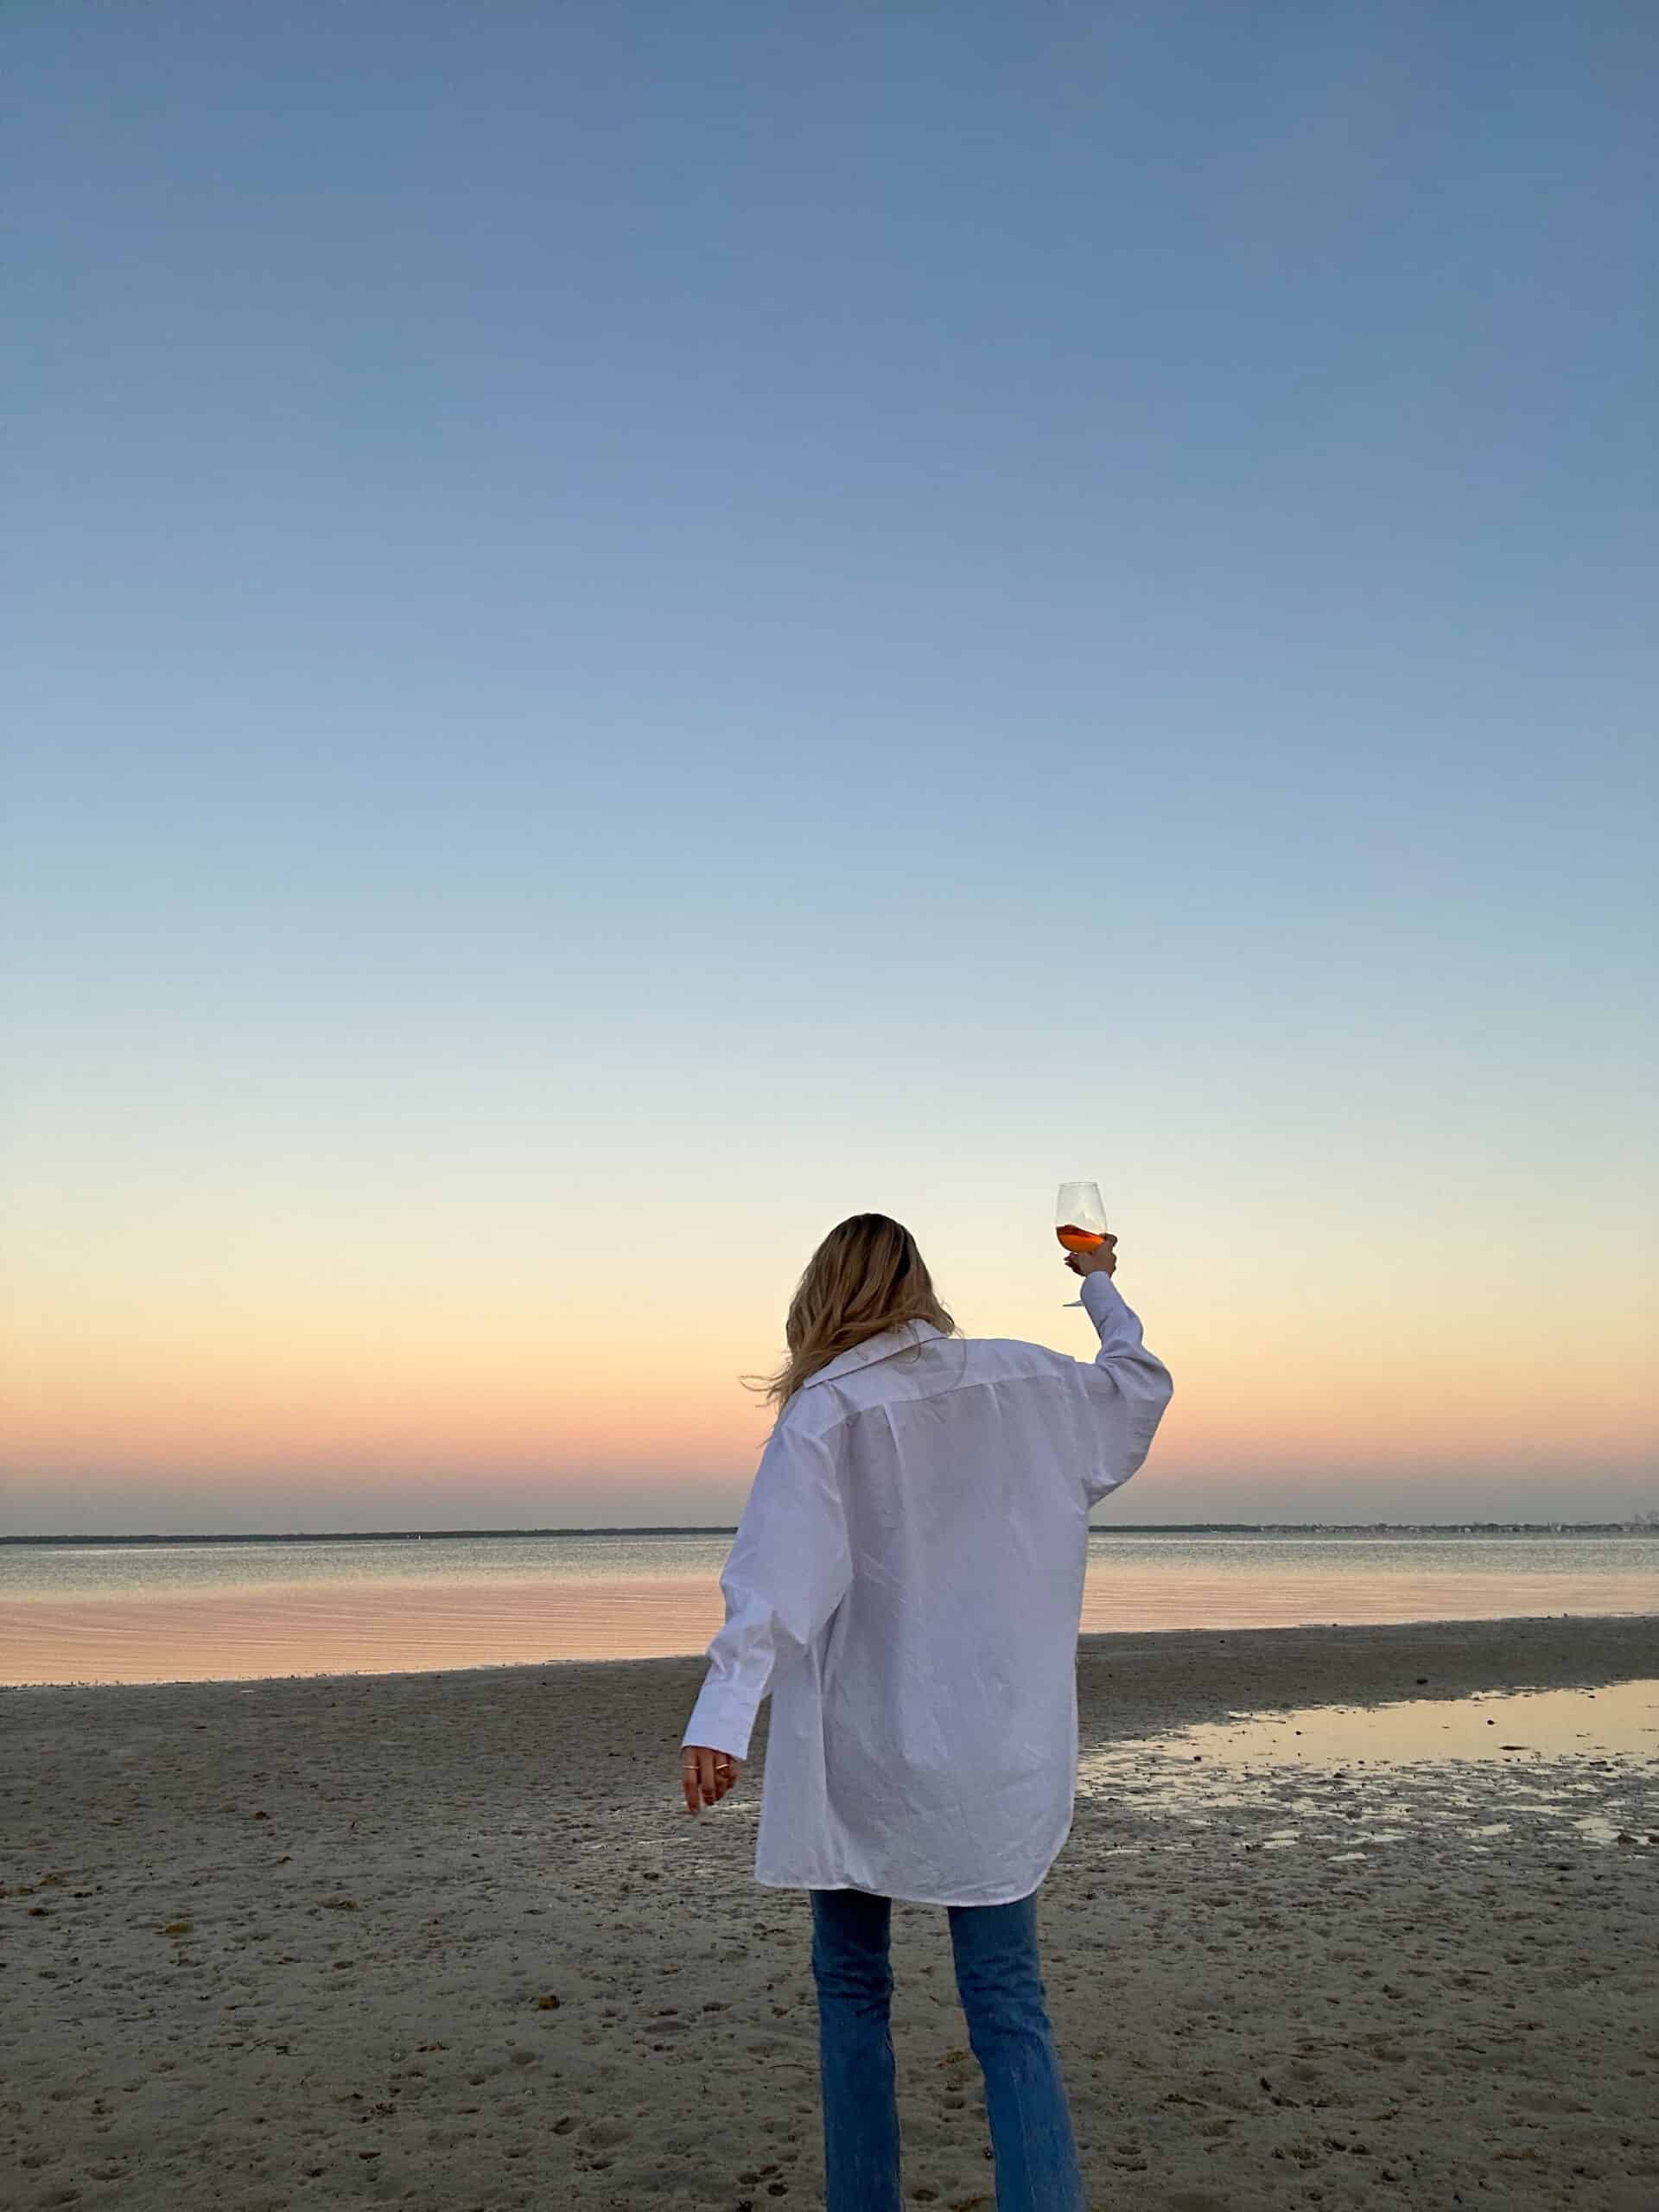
[750,1868,1058,1908]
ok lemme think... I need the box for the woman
[679,1213,1173,2212]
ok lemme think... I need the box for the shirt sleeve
[1076,1270,1175,1510]
[681,1412,854,1762]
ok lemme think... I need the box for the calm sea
[1,1531,1655,1688]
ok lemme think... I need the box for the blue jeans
[808,1885,1086,2212]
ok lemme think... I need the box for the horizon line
[3,1519,1651,1545]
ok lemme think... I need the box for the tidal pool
[1076,1677,1658,1858]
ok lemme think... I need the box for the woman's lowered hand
[681,1744,744,1815]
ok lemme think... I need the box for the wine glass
[1056,1179,1108,1307]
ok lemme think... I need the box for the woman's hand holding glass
[1064,1232,1117,1281]
[1071,1238,1123,1292]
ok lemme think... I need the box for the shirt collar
[799,1319,949,1391]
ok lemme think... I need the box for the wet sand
[3,1613,1656,2210]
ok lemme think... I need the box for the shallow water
[1077,1678,1659,1855]
[2,1530,1654,1686]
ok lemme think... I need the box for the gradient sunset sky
[5,2,1656,1535]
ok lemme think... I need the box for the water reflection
[1077,1679,1658,1856]
[0,1575,723,1686]
[3,1531,1656,1687]
[1147,1678,1658,1764]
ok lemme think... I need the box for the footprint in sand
[582,2116,634,2147]
[1510,2087,1592,2116]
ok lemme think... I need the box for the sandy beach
[3,1613,1656,2211]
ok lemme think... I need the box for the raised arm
[1074,1266,1174,1509]
[681,1413,854,1763]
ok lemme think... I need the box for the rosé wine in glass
[1056,1180,1108,1306]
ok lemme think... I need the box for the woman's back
[684,1267,1174,1906]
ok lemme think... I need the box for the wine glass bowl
[1056,1179,1108,1306]
[1055,1180,1108,1254]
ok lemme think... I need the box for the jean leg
[810,1888,903,2212]
[948,1887,1086,2212]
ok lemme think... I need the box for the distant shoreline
[2,1522,1653,1545]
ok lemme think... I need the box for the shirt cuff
[682,1681,760,1763]
[1078,1268,1125,1324]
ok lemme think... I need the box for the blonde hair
[749,1213,957,1409]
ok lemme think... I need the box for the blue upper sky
[6,1,1656,1524]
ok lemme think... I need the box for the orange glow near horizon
[8,1238,1655,1525]
[6,1163,1656,1529]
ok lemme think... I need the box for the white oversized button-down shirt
[683,1271,1174,1906]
